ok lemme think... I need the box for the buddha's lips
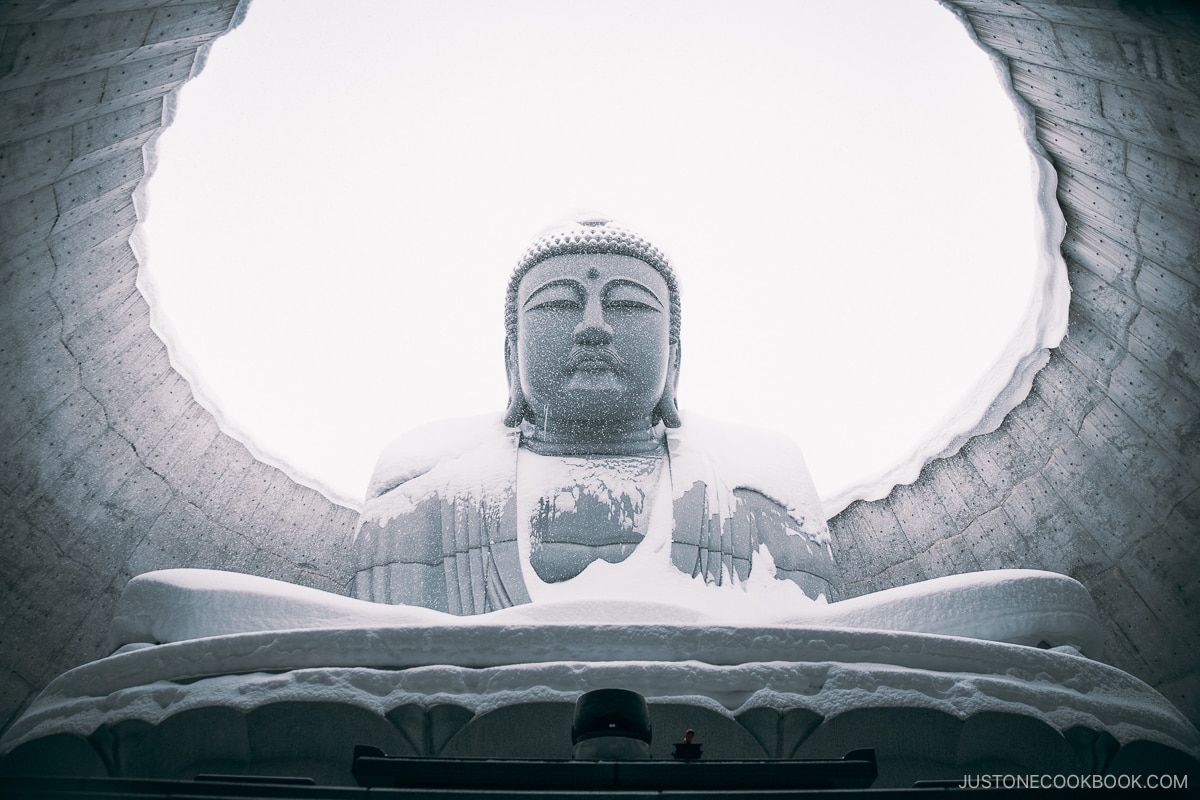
[565,347,625,372]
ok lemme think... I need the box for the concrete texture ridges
[0,0,1197,738]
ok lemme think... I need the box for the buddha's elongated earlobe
[655,342,683,428]
[503,338,530,428]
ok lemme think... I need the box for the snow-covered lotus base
[2,569,1196,787]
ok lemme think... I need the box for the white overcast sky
[138,0,1044,512]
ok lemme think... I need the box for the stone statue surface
[350,218,837,613]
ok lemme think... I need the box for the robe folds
[351,414,837,614]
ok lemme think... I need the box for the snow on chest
[517,449,668,583]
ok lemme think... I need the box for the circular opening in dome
[137,0,1066,513]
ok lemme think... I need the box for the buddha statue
[350,218,838,613]
[4,219,1196,787]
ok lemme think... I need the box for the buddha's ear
[503,337,528,428]
[656,342,683,428]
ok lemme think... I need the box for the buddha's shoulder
[366,415,517,500]
[671,413,809,468]
[670,413,822,520]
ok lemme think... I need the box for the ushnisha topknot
[505,217,681,344]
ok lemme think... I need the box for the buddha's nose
[574,296,613,345]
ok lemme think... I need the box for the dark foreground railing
[351,745,877,790]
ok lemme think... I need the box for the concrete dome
[1,0,1197,738]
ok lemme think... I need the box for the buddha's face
[515,253,672,431]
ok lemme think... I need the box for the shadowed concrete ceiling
[1,0,1197,737]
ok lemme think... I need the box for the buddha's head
[503,218,682,441]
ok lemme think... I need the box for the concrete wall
[0,0,1196,737]
[0,0,358,736]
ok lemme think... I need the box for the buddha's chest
[516,450,668,583]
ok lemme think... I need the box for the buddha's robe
[351,415,837,613]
